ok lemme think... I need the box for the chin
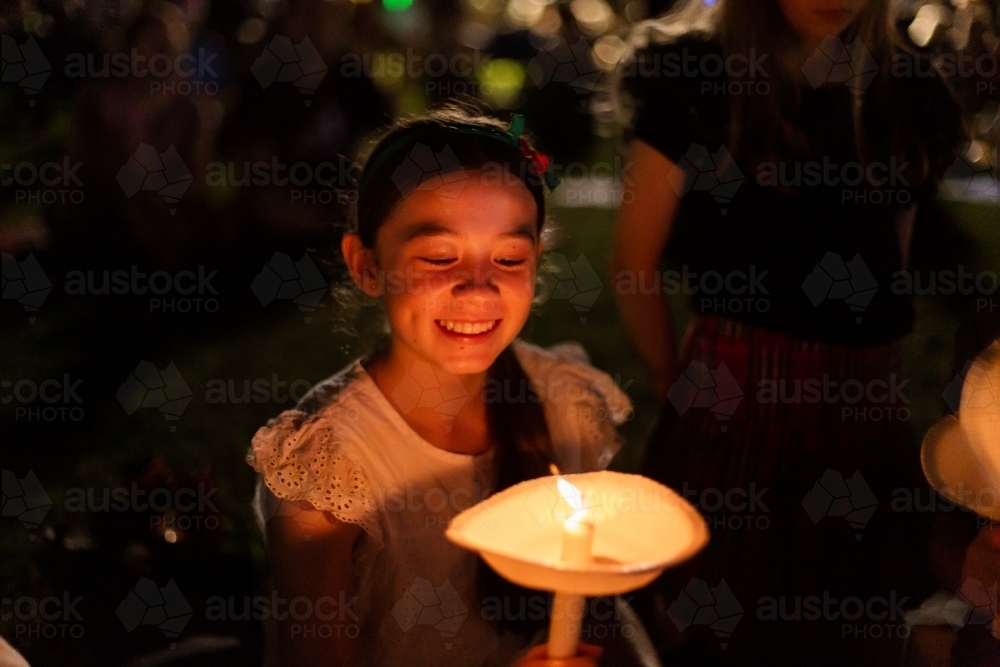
[433,347,505,376]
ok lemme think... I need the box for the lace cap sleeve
[515,340,634,473]
[246,401,382,544]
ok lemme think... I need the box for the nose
[451,256,499,296]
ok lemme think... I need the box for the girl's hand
[513,642,603,667]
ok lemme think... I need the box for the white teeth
[437,320,496,334]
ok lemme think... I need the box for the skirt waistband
[685,315,905,382]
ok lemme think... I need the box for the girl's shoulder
[246,358,383,540]
[511,339,634,472]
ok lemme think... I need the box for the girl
[247,103,644,667]
[612,0,967,665]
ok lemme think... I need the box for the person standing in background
[611,0,968,665]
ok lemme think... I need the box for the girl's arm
[267,505,364,666]
[610,139,685,403]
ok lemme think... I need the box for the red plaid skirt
[641,315,937,666]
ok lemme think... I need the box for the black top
[623,34,965,347]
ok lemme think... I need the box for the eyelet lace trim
[247,396,383,545]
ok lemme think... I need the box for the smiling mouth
[435,319,500,335]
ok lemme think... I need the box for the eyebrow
[404,222,537,242]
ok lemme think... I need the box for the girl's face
[351,171,542,377]
[776,0,871,46]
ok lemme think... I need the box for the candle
[444,470,710,660]
[548,479,593,658]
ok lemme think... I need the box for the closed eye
[496,259,527,267]
[419,258,455,266]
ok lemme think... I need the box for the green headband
[356,113,561,202]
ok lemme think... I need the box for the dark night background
[1,0,998,664]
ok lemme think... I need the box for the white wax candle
[548,512,594,658]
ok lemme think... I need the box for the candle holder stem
[548,592,587,658]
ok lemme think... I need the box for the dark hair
[353,100,547,248]
[349,99,554,637]
[715,0,966,192]
[615,0,967,196]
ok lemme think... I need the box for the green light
[383,0,413,12]
[478,58,526,109]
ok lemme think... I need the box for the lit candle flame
[557,477,589,525]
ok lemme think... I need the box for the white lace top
[246,339,634,667]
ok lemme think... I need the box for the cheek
[777,0,811,32]
[500,269,539,307]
